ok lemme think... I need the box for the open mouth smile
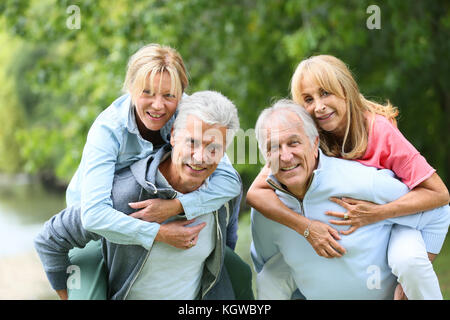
[146,111,165,120]
[280,164,300,171]
[186,164,207,172]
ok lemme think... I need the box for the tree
[0,0,448,192]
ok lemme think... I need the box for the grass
[433,236,450,299]
[235,211,450,300]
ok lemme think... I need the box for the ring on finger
[188,240,195,248]
[343,213,349,220]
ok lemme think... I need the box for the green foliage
[0,0,448,191]
[0,30,25,173]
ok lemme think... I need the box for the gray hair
[173,91,240,148]
[255,99,319,158]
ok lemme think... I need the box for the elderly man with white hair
[35,91,252,300]
[250,99,450,300]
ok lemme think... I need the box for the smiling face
[265,112,319,198]
[134,71,180,133]
[299,75,348,138]
[167,115,227,193]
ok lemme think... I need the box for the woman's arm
[78,122,161,249]
[381,173,449,216]
[129,153,242,222]
[247,165,346,258]
[327,113,450,234]
[329,173,449,234]
[246,165,307,235]
[327,174,449,235]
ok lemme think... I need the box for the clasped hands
[128,198,205,250]
[305,196,382,258]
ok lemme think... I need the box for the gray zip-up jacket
[34,144,242,300]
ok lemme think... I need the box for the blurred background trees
[0,0,449,201]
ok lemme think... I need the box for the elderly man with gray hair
[35,91,252,300]
[250,99,450,299]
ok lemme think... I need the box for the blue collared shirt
[66,93,240,249]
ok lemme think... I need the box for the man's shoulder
[322,153,408,202]
[319,152,387,182]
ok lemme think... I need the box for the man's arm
[34,206,101,293]
[250,209,297,299]
[225,175,243,250]
[250,209,280,273]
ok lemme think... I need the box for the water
[0,175,66,258]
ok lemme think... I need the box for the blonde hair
[123,44,189,105]
[290,55,398,159]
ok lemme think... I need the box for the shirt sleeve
[177,153,241,220]
[225,185,243,250]
[363,117,435,189]
[34,206,101,290]
[79,121,160,250]
[250,209,298,299]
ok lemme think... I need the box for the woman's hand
[129,198,183,223]
[325,197,383,235]
[155,219,206,250]
[306,220,346,258]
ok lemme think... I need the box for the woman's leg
[224,246,255,300]
[67,240,108,300]
[388,224,442,299]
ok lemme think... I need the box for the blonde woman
[247,55,449,299]
[60,44,245,299]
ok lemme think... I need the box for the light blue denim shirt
[66,93,240,249]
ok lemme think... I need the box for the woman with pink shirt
[247,55,449,299]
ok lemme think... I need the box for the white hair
[255,99,319,158]
[173,91,240,148]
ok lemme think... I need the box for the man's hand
[155,219,206,249]
[56,289,68,300]
[129,198,183,223]
[394,283,408,300]
[306,220,346,258]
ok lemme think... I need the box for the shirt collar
[126,102,174,144]
[126,101,139,135]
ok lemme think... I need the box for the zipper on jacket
[266,174,314,218]
[123,196,205,300]
[122,244,153,299]
[202,210,222,298]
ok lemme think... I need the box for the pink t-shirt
[355,114,435,190]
